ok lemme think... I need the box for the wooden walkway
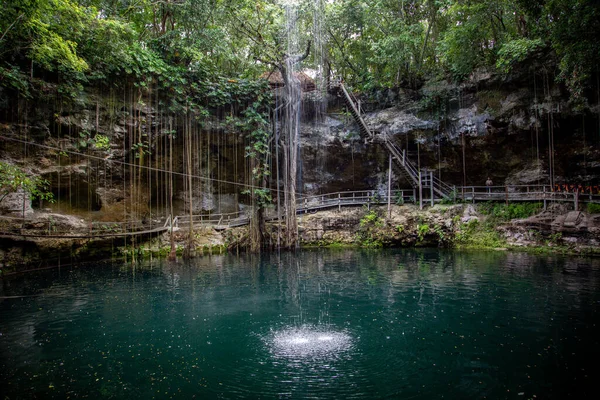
[1,187,599,239]
[1,82,597,239]
[172,186,600,230]
[335,80,452,201]
[0,216,169,239]
[332,81,600,211]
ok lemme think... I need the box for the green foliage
[357,209,385,247]
[93,134,110,150]
[0,162,54,204]
[394,191,405,205]
[360,210,383,228]
[547,232,563,246]
[417,224,430,242]
[478,202,542,221]
[0,65,31,96]
[454,219,506,249]
[587,203,600,214]
[438,1,521,80]
[1,0,598,110]
[432,224,446,243]
[496,38,544,73]
[440,188,459,205]
[131,142,150,158]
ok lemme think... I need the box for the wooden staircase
[334,81,452,200]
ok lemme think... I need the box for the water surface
[1,249,599,398]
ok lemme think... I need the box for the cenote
[1,249,599,399]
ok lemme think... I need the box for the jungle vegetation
[0,0,599,106]
[1,0,599,253]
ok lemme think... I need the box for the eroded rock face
[504,160,548,185]
[297,204,461,247]
[364,108,436,136]
[461,204,479,224]
[21,212,88,232]
[0,190,34,217]
[505,206,600,249]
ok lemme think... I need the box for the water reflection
[1,249,600,399]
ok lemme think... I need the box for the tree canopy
[1,0,599,104]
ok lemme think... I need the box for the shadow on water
[1,249,600,399]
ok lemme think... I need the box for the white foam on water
[268,325,353,359]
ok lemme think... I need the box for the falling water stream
[1,249,599,399]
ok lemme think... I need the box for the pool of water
[1,249,599,399]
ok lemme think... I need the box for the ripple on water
[266,324,354,360]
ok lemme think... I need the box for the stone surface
[0,189,34,217]
[364,107,436,136]
[461,204,479,223]
[504,160,547,185]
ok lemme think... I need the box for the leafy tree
[517,0,600,106]
[0,162,54,204]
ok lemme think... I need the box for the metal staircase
[334,80,452,201]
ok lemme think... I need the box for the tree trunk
[249,204,265,253]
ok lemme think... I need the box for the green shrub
[587,203,600,214]
[432,225,446,243]
[478,202,542,221]
[417,224,430,242]
[360,210,383,227]
[93,134,111,150]
[394,191,405,205]
[440,188,459,205]
[454,219,506,249]
[0,162,54,204]
[357,209,385,247]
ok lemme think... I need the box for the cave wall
[298,70,600,195]
[0,88,248,219]
[1,67,599,221]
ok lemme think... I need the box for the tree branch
[0,13,24,43]
[289,40,312,65]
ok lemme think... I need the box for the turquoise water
[1,249,599,399]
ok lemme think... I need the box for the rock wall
[299,70,600,194]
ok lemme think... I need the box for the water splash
[267,325,353,359]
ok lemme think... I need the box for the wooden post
[338,193,341,212]
[419,170,423,210]
[472,186,475,204]
[574,190,579,210]
[413,188,416,204]
[543,186,547,210]
[387,154,392,218]
[453,185,457,203]
[505,186,508,205]
[402,149,406,166]
[430,171,434,207]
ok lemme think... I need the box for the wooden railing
[458,185,600,206]
[336,81,453,202]
[171,190,415,230]
[0,216,169,238]
[173,186,600,230]
[2,185,599,237]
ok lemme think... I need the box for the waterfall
[279,0,327,248]
[280,2,301,248]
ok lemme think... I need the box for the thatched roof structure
[260,70,316,92]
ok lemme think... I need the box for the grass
[454,219,507,249]
[587,203,600,214]
[478,202,542,221]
